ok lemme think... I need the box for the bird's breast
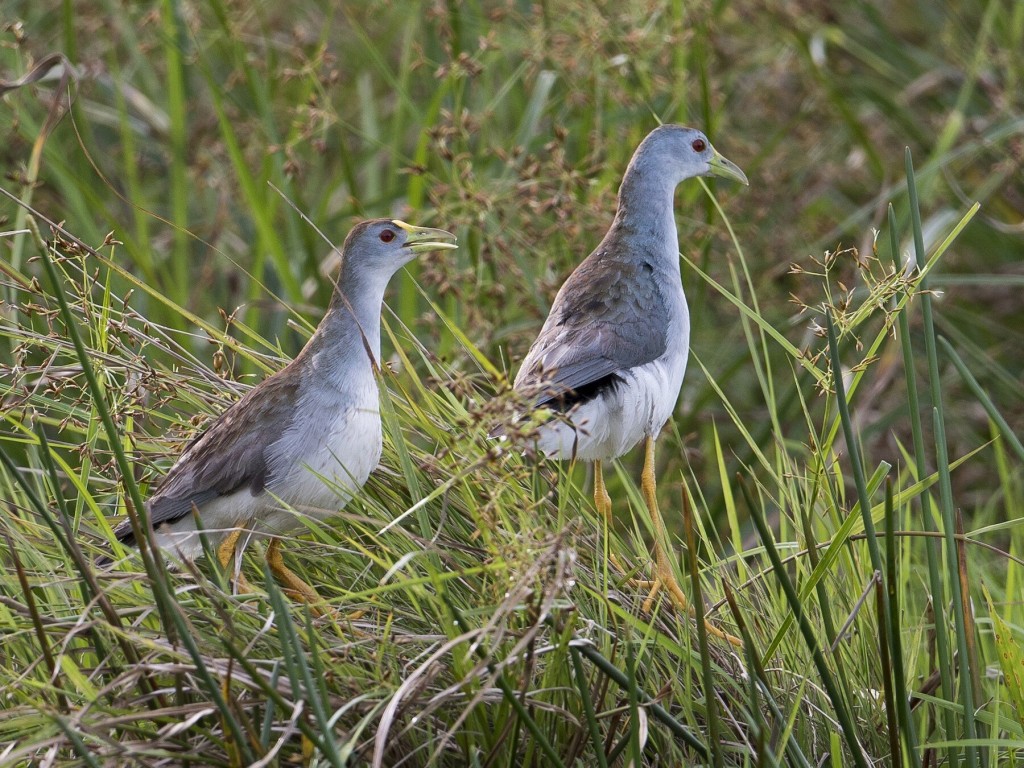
[531,356,684,461]
[267,373,383,514]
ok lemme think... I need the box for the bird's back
[114,343,383,550]
[514,228,678,410]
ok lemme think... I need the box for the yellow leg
[266,538,329,613]
[216,528,251,593]
[265,539,365,622]
[641,436,742,648]
[599,459,628,576]
[594,460,612,522]
[599,459,661,586]
[216,531,250,733]
[217,529,243,569]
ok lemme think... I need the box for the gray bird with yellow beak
[511,125,747,643]
[112,219,457,609]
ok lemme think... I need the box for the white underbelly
[533,354,686,462]
[260,400,382,532]
[153,392,383,560]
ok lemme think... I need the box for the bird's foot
[638,436,742,647]
[273,583,367,625]
[608,553,663,610]
[640,578,662,614]
[650,555,743,648]
[265,539,366,626]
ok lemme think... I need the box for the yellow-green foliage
[985,584,1024,728]
[1,1,1023,766]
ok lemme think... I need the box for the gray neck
[298,261,394,386]
[610,160,682,272]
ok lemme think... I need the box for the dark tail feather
[95,521,138,567]
[113,520,137,546]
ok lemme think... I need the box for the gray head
[339,218,457,280]
[628,124,749,188]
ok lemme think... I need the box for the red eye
[379,229,396,243]
[691,138,707,152]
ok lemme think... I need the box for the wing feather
[513,249,668,408]
[114,370,300,543]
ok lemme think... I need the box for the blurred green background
[1,2,1023,765]
[2,0,1020,502]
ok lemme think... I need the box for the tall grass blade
[983,584,1024,728]
[885,478,920,766]
[723,583,813,768]
[738,474,870,768]
[887,197,958,757]
[875,573,901,765]
[938,336,1024,464]
[909,147,979,764]
[683,485,723,768]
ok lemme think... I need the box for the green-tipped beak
[394,220,458,253]
[706,150,749,186]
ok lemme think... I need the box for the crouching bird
[111,219,457,612]
[508,125,746,645]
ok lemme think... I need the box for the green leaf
[984,583,1024,727]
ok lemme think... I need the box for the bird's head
[341,218,458,275]
[637,124,749,187]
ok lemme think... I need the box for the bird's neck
[301,264,394,384]
[612,167,681,268]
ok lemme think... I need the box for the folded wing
[514,255,667,410]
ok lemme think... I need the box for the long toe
[640,578,662,614]
[266,539,330,614]
[650,553,743,648]
[265,539,367,624]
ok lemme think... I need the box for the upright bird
[510,125,747,643]
[112,219,457,610]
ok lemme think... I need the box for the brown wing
[514,249,668,408]
[114,369,300,543]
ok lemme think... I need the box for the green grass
[1,1,1023,765]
